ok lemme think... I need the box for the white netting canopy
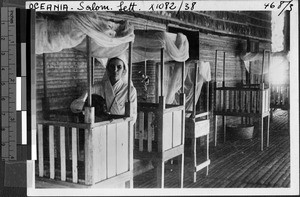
[36,13,189,65]
[35,12,135,59]
[165,60,211,111]
[240,51,289,75]
[132,30,189,63]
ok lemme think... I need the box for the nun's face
[107,58,126,85]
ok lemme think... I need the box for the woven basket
[227,124,254,140]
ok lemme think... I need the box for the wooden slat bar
[192,137,197,182]
[234,90,238,112]
[206,134,209,175]
[195,112,209,119]
[138,111,144,152]
[229,90,233,112]
[60,126,66,181]
[92,117,132,128]
[93,126,107,182]
[147,112,153,152]
[107,124,117,178]
[281,87,285,105]
[85,128,93,185]
[162,145,184,162]
[216,90,219,111]
[214,115,218,146]
[238,90,242,112]
[38,124,44,177]
[156,161,165,188]
[172,110,182,148]
[49,125,55,179]
[163,112,173,151]
[215,87,260,91]
[39,120,89,130]
[163,105,185,114]
[117,122,129,174]
[248,91,251,113]
[223,90,227,112]
[71,127,78,183]
[251,91,254,113]
[195,159,211,172]
[223,116,226,142]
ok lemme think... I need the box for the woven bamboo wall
[36,49,106,112]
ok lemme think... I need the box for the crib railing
[37,117,133,187]
[214,86,269,115]
[136,110,155,152]
[270,84,289,109]
[37,121,87,184]
[136,103,185,153]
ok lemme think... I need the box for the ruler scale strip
[1,7,18,161]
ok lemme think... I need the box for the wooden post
[222,52,226,142]
[160,48,164,97]
[260,116,264,151]
[180,61,185,187]
[267,115,270,147]
[261,50,265,84]
[156,62,160,103]
[86,36,92,107]
[84,35,94,186]
[193,63,198,118]
[214,50,218,146]
[127,42,132,116]
[260,83,265,151]
[223,51,226,87]
[128,110,134,188]
[92,57,95,86]
[222,52,226,112]
[207,82,209,114]
[182,61,185,94]
[223,116,226,143]
[42,53,49,119]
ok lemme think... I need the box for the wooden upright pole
[193,63,198,118]
[126,42,132,117]
[160,48,164,97]
[86,36,92,107]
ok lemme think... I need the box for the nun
[70,54,137,123]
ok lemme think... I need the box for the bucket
[227,124,254,140]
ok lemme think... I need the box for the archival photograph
[1,0,298,196]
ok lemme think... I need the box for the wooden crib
[36,37,135,188]
[185,62,210,183]
[135,48,186,188]
[37,116,133,188]
[270,84,290,122]
[213,50,270,151]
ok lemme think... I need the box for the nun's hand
[70,93,88,113]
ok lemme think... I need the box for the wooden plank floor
[134,110,290,188]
